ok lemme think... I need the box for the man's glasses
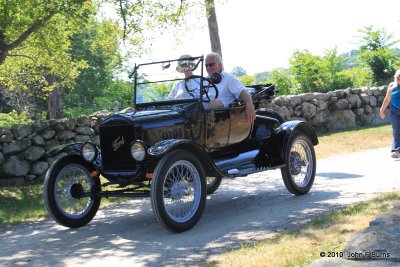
[205,63,216,68]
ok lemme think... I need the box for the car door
[205,103,251,149]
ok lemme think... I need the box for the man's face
[205,58,222,75]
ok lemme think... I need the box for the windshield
[132,56,204,104]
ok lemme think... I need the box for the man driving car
[205,52,256,123]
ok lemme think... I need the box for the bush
[0,110,32,128]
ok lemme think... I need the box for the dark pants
[390,106,400,152]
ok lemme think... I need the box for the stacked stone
[0,86,391,185]
[266,86,389,131]
[0,113,108,185]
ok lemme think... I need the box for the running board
[214,149,283,177]
[226,165,282,177]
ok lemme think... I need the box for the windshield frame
[130,56,205,107]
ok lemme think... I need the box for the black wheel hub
[70,183,85,199]
[289,151,303,175]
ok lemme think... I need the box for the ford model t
[43,55,318,232]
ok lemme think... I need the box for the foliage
[0,110,32,128]
[336,67,373,88]
[269,68,298,95]
[0,0,95,117]
[0,0,191,118]
[135,81,174,103]
[356,26,399,85]
[238,74,256,86]
[240,69,298,95]
[95,80,133,111]
[231,66,246,77]
[0,0,94,85]
[289,48,352,93]
[254,71,270,84]
[62,17,123,113]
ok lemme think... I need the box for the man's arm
[239,89,256,123]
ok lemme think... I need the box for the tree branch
[0,11,56,65]
[6,54,35,60]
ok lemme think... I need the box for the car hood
[100,109,183,126]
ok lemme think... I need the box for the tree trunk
[46,74,64,119]
[205,0,222,56]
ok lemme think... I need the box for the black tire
[206,176,222,195]
[151,149,206,232]
[280,132,316,195]
[43,155,101,228]
[257,110,285,124]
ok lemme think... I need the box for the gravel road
[1,147,399,267]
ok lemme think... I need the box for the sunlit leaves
[356,26,399,85]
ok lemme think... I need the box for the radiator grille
[99,124,136,170]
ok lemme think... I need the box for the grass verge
[315,124,392,159]
[0,181,131,227]
[208,191,400,267]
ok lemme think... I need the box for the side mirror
[210,72,222,84]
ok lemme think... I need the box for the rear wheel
[151,149,206,232]
[206,176,222,195]
[43,156,101,228]
[281,132,316,195]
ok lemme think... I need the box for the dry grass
[315,124,392,159]
[208,192,400,267]
[207,124,396,267]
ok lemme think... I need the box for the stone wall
[0,112,109,185]
[0,87,390,185]
[264,86,390,131]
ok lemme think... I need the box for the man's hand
[246,105,256,123]
[239,90,256,123]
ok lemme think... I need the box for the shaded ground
[0,147,399,266]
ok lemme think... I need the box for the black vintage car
[43,56,318,232]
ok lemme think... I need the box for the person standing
[204,52,256,123]
[380,69,400,158]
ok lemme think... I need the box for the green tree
[63,18,122,114]
[356,26,399,85]
[269,68,297,95]
[254,71,270,84]
[0,0,189,118]
[289,48,351,93]
[238,74,256,86]
[0,0,94,118]
[231,66,246,77]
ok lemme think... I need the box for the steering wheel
[184,75,219,102]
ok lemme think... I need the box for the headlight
[131,141,146,162]
[81,142,97,162]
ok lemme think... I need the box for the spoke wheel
[44,155,100,228]
[281,133,316,195]
[206,176,222,195]
[151,150,206,232]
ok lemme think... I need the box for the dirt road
[1,147,399,266]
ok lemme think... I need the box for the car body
[43,55,318,232]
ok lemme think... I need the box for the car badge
[112,136,125,152]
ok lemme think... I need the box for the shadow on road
[317,172,364,179]
[1,179,344,266]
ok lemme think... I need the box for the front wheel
[43,155,101,228]
[151,149,206,232]
[281,132,316,195]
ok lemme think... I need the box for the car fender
[148,139,224,177]
[46,142,84,158]
[277,120,318,161]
